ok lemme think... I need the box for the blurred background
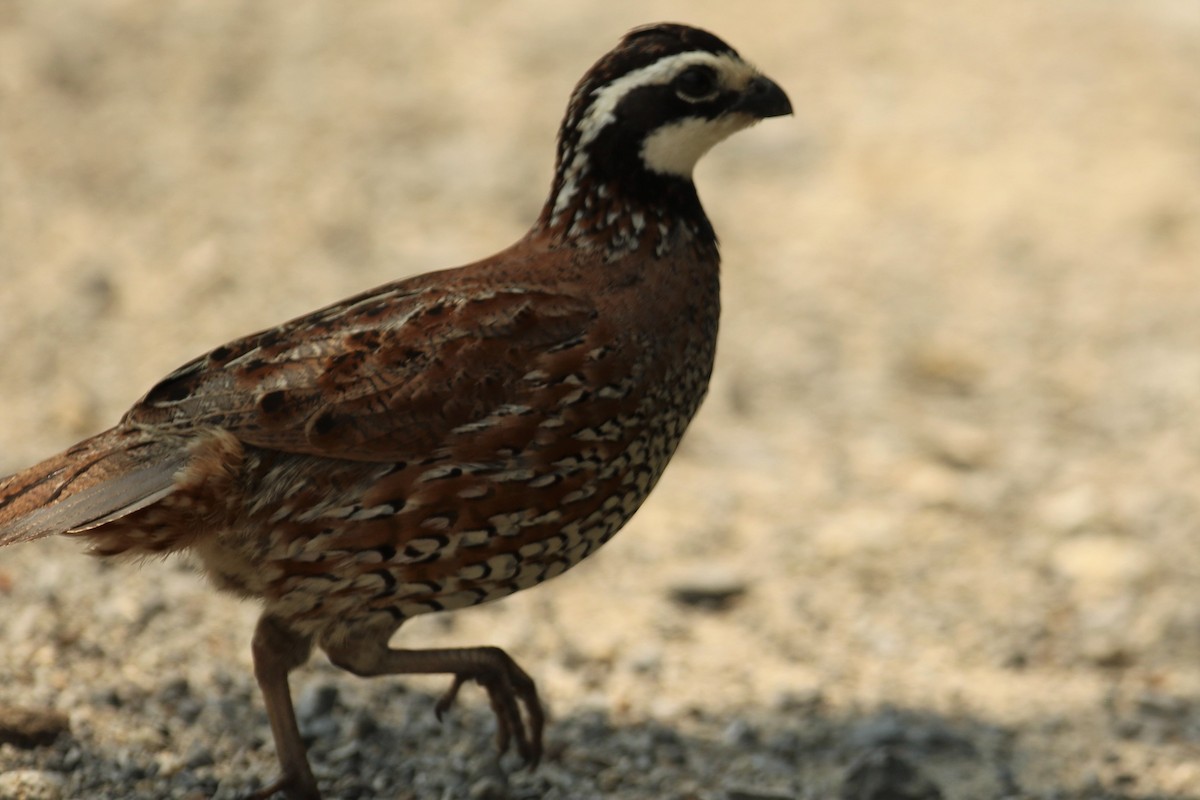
[1,1,1199,798]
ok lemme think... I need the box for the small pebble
[914,419,996,471]
[726,790,796,800]
[350,709,380,738]
[1051,535,1154,590]
[846,710,974,756]
[625,642,664,674]
[0,769,65,800]
[159,677,192,703]
[667,567,747,610]
[184,745,214,770]
[847,714,907,750]
[468,774,510,800]
[326,738,365,765]
[722,719,760,747]
[0,707,70,749]
[297,683,340,723]
[841,749,944,800]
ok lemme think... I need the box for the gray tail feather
[0,428,185,547]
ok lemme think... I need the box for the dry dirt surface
[2,2,1200,799]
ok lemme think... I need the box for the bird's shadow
[7,676,1197,800]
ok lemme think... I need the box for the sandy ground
[2,1,1200,798]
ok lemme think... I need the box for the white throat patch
[640,113,758,177]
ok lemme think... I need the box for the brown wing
[0,427,187,546]
[124,280,598,461]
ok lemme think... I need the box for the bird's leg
[324,641,545,766]
[248,615,319,800]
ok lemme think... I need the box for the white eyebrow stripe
[574,51,749,149]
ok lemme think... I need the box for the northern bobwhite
[0,23,790,800]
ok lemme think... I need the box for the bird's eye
[673,66,719,102]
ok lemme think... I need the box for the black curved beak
[733,75,793,119]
